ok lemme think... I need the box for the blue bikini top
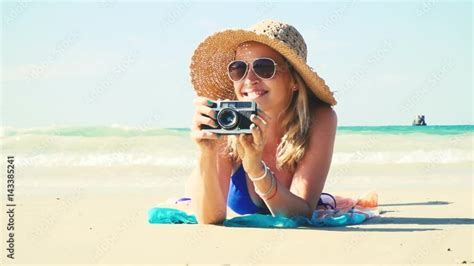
[226,164,336,215]
[227,164,269,215]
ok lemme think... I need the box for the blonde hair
[225,66,324,171]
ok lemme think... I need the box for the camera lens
[217,108,239,129]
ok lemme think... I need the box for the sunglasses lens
[228,61,247,81]
[253,58,276,79]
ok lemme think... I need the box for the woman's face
[232,41,295,115]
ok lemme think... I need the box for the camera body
[202,100,257,135]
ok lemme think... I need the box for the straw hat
[189,19,337,106]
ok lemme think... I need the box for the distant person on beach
[187,20,338,224]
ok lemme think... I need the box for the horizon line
[1,124,473,130]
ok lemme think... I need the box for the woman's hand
[236,110,271,177]
[190,97,220,151]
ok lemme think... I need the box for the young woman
[187,20,337,224]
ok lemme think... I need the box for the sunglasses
[227,57,280,82]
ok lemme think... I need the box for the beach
[2,0,472,264]
[0,126,472,264]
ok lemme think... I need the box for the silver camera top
[212,100,257,111]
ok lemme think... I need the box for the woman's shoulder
[298,103,337,165]
[310,103,338,130]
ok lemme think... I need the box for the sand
[1,167,472,265]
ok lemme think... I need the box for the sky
[1,0,472,128]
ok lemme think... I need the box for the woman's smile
[189,20,338,224]
[241,88,269,100]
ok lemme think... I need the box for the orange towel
[334,192,378,211]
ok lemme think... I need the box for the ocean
[1,125,472,167]
[1,125,472,194]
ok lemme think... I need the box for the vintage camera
[202,100,257,134]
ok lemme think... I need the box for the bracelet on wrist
[248,161,268,181]
[264,179,278,201]
[255,171,276,199]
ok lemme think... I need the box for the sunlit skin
[231,41,298,179]
[189,41,337,223]
[233,41,297,123]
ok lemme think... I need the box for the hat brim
[190,29,337,105]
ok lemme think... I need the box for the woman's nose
[244,64,260,84]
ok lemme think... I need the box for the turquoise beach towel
[148,207,377,228]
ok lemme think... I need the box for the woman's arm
[187,97,233,224]
[252,105,338,218]
[187,140,233,224]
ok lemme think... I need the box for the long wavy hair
[224,65,324,172]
